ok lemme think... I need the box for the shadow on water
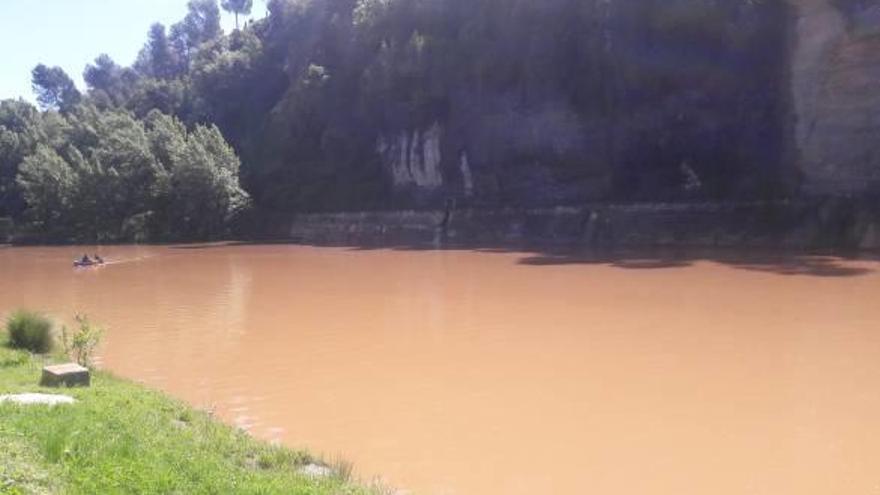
[168,240,296,250]
[516,249,875,277]
[167,240,877,278]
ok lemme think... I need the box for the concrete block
[40,363,90,388]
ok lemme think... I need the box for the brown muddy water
[2,244,880,494]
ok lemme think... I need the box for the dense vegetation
[1,0,794,241]
[0,100,247,242]
[6,310,53,354]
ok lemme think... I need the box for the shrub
[61,314,103,368]
[6,310,54,353]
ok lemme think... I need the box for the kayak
[73,260,105,268]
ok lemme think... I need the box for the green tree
[136,23,180,79]
[221,0,254,30]
[128,78,188,118]
[171,0,223,65]
[144,110,188,169]
[83,55,121,94]
[190,28,266,145]
[0,100,41,218]
[17,145,77,235]
[167,123,249,239]
[31,65,82,112]
[83,55,129,109]
[89,110,164,237]
[11,0,794,221]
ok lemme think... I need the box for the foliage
[136,23,182,80]
[61,315,104,368]
[16,145,76,237]
[0,100,42,217]
[83,55,137,110]
[0,1,250,242]
[237,0,788,207]
[222,0,254,29]
[31,65,81,113]
[6,103,248,242]
[171,0,223,66]
[5,310,53,354]
[1,0,795,229]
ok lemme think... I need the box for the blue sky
[0,0,268,102]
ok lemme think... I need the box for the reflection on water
[1,245,880,494]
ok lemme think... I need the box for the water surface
[1,245,879,494]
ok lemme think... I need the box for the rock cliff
[371,1,880,205]
[375,1,793,206]
[377,123,444,190]
[788,0,880,193]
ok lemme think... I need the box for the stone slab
[40,363,90,388]
[300,464,333,478]
[0,393,76,406]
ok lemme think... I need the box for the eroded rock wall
[377,123,444,190]
[370,2,880,206]
[373,2,791,207]
[788,0,880,193]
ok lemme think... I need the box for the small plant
[61,314,103,368]
[326,456,354,482]
[6,310,54,353]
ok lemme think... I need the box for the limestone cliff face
[376,123,444,190]
[374,2,790,206]
[788,0,880,193]
[372,2,880,206]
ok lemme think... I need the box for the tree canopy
[221,0,254,29]
[11,104,248,242]
[31,65,82,113]
[1,0,796,240]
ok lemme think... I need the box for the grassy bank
[0,334,377,495]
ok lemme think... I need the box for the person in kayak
[94,254,104,264]
[80,254,92,265]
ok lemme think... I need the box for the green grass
[0,335,378,495]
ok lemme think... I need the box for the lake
[1,244,879,494]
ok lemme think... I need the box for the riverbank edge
[6,197,880,251]
[0,335,382,495]
[257,198,880,251]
